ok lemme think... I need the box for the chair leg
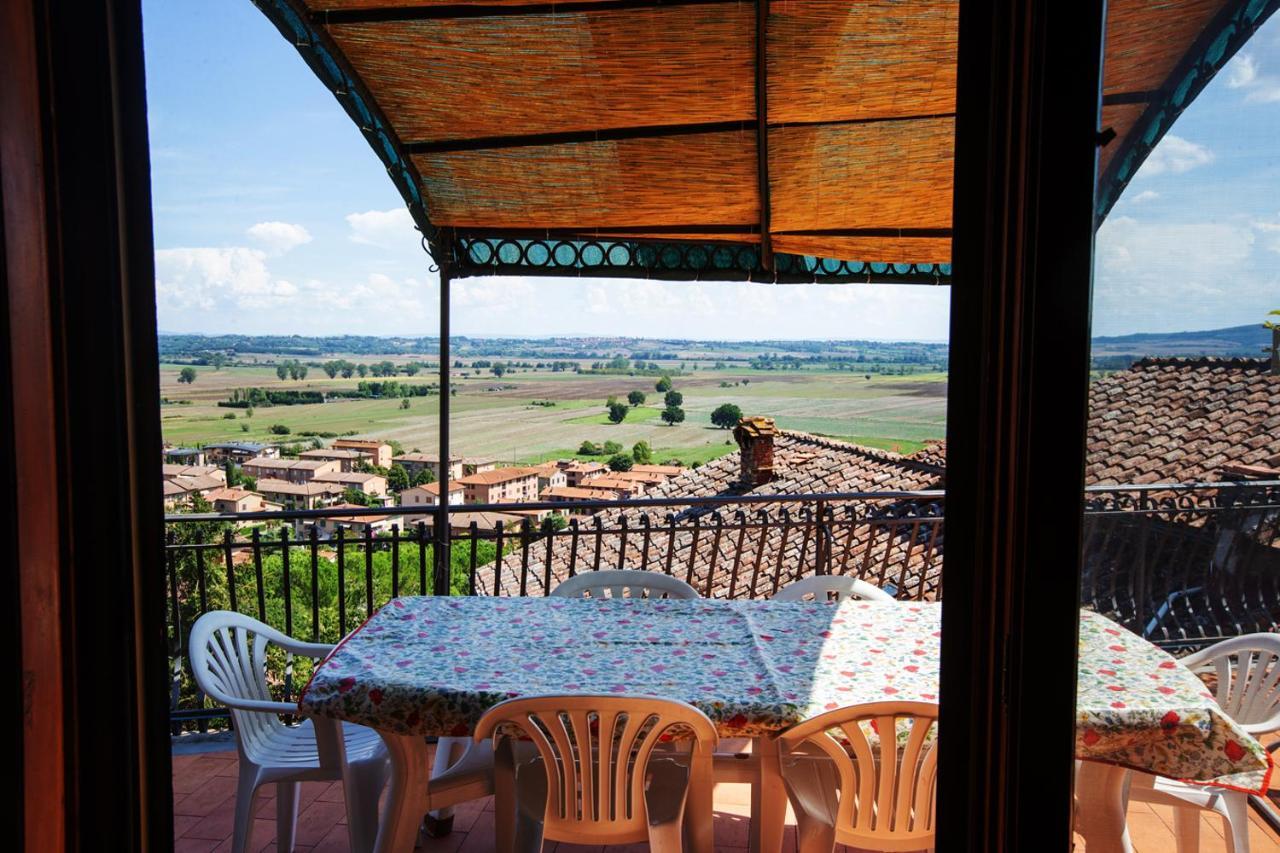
[428,736,462,828]
[276,781,300,853]
[231,768,261,853]
[1221,792,1251,853]
[645,757,690,853]
[1173,805,1200,853]
[345,758,390,853]
[512,756,548,853]
[492,739,523,853]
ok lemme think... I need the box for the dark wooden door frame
[2,0,171,849]
[939,0,1106,850]
[3,0,1106,849]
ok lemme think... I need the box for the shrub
[608,454,634,472]
[268,423,291,435]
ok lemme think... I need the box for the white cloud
[1134,135,1214,178]
[155,245,435,333]
[1228,53,1258,89]
[1222,52,1280,103]
[452,277,536,312]
[245,221,312,254]
[157,247,282,313]
[1252,216,1280,254]
[1092,215,1273,333]
[346,207,418,248]
[1129,190,1160,204]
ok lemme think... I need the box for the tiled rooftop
[484,431,945,599]
[171,744,1280,852]
[1086,357,1280,485]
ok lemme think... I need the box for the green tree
[387,439,405,457]
[411,467,436,487]
[655,376,673,393]
[664,390,683,407]
[340,361,356,379]
[400,398,411,409]
[342,487,372,507]
[491,363,507,377]
[710,403,743,429]
[178,366,197,384]
[357,364,369,378]
[239,422,250,432]
[387,464,411,492]
[627,390,646,406]
[578,440,602,456]
[323,360,340,379]
[269,423,291,435]
[607,453,634,472]
[603,440,623,455]
[661,406,685,426]
[607,401,630,424]
[404,362,421,376]
[208,353,228,370]
[632,441,652,464]
[245,406,254,418]
[276,363,289,381]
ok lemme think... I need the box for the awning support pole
[434,259,452,596]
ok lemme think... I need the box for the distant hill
[1092,324,1271,366]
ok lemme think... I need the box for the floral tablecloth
[298,596,1272,794]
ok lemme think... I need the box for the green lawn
[563,406,662,426]
[515,440,738,468]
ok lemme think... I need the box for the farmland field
[159,347,947,466]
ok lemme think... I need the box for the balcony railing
[163,481,1280,730]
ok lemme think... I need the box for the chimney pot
[734,416,778,486]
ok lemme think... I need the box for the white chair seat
[249,719,387,775]
[1129,773,1253,853]
[1124,633,1280,853]
[190,611,391,853]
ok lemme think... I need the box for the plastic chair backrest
[473,694,718,844]
[551,569,699,600]
[189,610,328,763]
[773,574,897,603]
[778,701,939,851]
[1183,633,1280,734]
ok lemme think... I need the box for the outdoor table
[299,596,1272,853]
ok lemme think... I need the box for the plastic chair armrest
[273,638,336,659]
[220,696,304,715]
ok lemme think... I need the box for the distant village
[161,437,685,537]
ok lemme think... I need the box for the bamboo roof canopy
[253,0,1278,284]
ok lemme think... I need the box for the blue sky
[144,1,1280,340]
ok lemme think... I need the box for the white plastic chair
[1128,633,1280,853]
[778,701,939,853]
[431,570,698,835]
[188,611,389,853]
[473,694,719,852]
[774,574,897,603]
[551,569,700,600]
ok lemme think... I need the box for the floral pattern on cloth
[298,596,1271,794]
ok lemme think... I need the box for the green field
[159,357,947,465]
[564,406,662,426]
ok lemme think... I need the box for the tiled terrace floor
[173,745,1280,852]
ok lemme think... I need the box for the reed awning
[254,0,1278,284]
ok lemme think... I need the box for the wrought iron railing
[1080,480,1280,651]
[163,481,1280,729]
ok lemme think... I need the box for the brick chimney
[734,416,778,487]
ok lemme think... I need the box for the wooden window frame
[1,0,1107,849]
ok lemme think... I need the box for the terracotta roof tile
[1086,358,1280,485]
[480,431,945,601]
